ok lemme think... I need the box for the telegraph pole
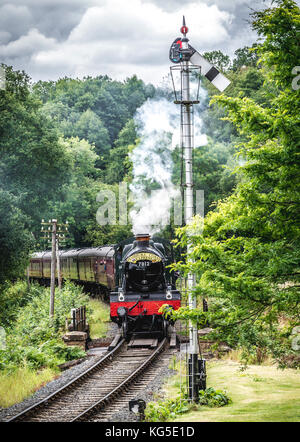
[41,219,68,317]
[56,222,68,290]
[50,219,57,318]
[56,239,61,291]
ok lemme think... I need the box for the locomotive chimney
[135,234,150,247]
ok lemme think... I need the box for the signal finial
[181,16,188,35]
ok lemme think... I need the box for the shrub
[0,280,36,326]
[0,281,88,372]
[198,387,232,407]
[144,387,232,421]
[144,394,192,422]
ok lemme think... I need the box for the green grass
[0,297,110,409]
[0,366,57,408]
[88,298,110,339]
[163,360,300,422]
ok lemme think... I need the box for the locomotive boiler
[28,234,181,339]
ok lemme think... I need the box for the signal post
[169,17,230,401]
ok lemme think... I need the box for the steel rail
[7,338,125,422]
[71,337,168,422]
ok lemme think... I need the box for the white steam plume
[129,82,208,236]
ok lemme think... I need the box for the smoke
[129,79,208,236]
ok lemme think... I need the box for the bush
[144,393,192,422]
[0,280,36,326]
[0,281,88,372]
[198,387,232,407]
[144,387,232,422]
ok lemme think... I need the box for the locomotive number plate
[127,253,162,263]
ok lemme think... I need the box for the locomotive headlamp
[117,306,127,318]
[166,285,173,300]
[118,288,124,302]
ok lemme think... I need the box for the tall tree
[0,65,70,278]
[232,44,260,71]
[203,50,231,71]
[106,119,137,184]
[43,137,101,247]
[0,191,32,284]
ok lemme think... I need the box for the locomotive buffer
[169,17,230,401]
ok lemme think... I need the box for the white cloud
[1,0,257,84]
[0,29,56,59]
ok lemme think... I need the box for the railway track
[6,336,171,422]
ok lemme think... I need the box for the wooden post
[26,265,30,289]
[56,238,62,290]
[72,308,76,331]
[50,219,57,318]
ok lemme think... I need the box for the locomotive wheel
[121,319,128,339]
[163,319,168,338]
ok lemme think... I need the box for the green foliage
[33,74,152,149]
[0,280,34,327]
[144,393,192,422]
[72,109,111,166]
[0,65,71,279]
[0,281,88,372]
[105,119,137,184]
[84,179,133,246]
[198,387,232,407]
[0,192,32,285]
[251,0,300,88]
[144,388,231,422]
[0,65,70,224]
[41,137,101,247]
[30,75,152,247]
[232,44,260,71]
[203,50,231,71]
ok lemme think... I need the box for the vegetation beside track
[0,281,109,408]
[155,358,300,422]
[0,367,56,409]
[88,298,110,339]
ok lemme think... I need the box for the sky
[0,0,270,85]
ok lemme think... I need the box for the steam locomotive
[28,234,181,338]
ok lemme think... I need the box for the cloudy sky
[0,0,270,85]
